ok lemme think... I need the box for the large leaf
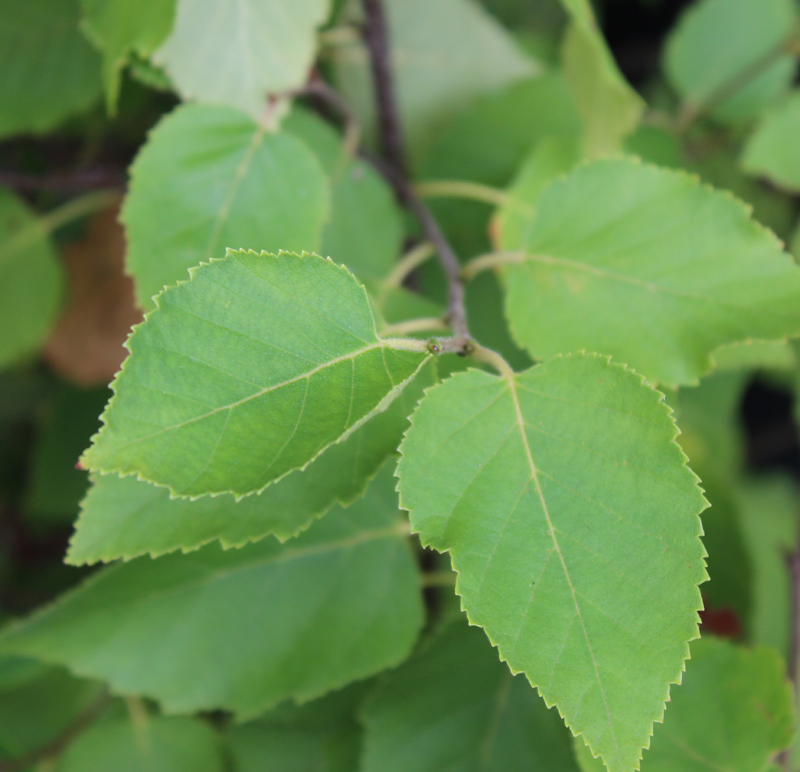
[742,91,800,194]
[576,637,794,772]
[0,0,102,139]
[82,251,430,498]
[396,353,707,772]
[361,619,579,772]
[228,686,365,772]
[0,465,423,717]
[123,104,329,309]
[559,0,644,156]
[58,710,223,772]
[153,0,330,118]
[0,189,63,368]
[331,0,536,157]
[69,365,433,564]
[664,0,797,126]
[79,0,175,111]
[500,158,800,387]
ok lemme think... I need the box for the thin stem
[318,26,361,48]
[676,35,798,133]
[360,0,407,176]
[359,0,471,353]
[471,344,515,378]
[382,241,436,290]
[415,180,510,208]
[421,571,457,587]
[383,337,434,353]
[0,169,125,192]
[462,251,525,281]
[0,691,112,772]
[381,317,448,336]
[285,79,361,160]
[39,190,122,235]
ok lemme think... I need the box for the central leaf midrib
[506,376,622,766]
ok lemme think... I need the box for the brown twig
[0,169,126,193]
[359,0,471,353]
[0,690,112,772]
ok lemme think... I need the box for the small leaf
[0,189,63,368]
[79,0,176,111]
[0,0,102,139]
[58,711,223,772]
[0,465,423,718]
[502,158,800,387]
[397,353,707,772]
[361,620,579,772]
[123,103,329,309]
[68,364,433,564]
[664,0,797,125]
[742,91,800,193]
[332,0,537,156]
[559,0,645,156]
[153,0,330,118]
[577,637,794,772]
[82,251,430,498]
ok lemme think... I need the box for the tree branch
[0,690,112,772]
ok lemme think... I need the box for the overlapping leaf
[79,0,175,110]
[0,0,102,138]
[576,638,794,772]
[154,0,330,118]
[361,620,579,772]
[0,465,423,717]
[69,364,433,564]
[559,0,644,156]
[123,104,329,309]
[82,250,431,498]
[664,0,797,125]
[500,158,800,387]
[331,0,536,157]
[0,190,63,368]
[742,91,800,193]
[397,353,707,772]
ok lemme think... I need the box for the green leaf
[664,0,797,126]
[578,637,794,772]
[123,104,330,309]
[332,0,537,157]
[711,339,797,372]
[0,658,102,761]
[501,158,800,387]
[492,135,582,250]
[559,0,645,156]
[68,365,433,564]
[58,711,223,772]
[0,465,423,717]
[735,476,798,657]
[228,686,365,772]
[361,619,579,772]
[153,0,330,118]
[82,251,430,498]
[0,0,102,139]
[742,91,800,194]
[0,189,63,368]
[396,353,707,772]
[79,0,176,111]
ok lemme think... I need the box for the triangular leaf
[361,619,579,772]
[501,158,800,387]
[123,103,330,309]
[153,0,330,118]
[69,363,434,564]
[397,353,707,772]
[0,465,423,718]
[82,251,431,498]
[79,0,176,111]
